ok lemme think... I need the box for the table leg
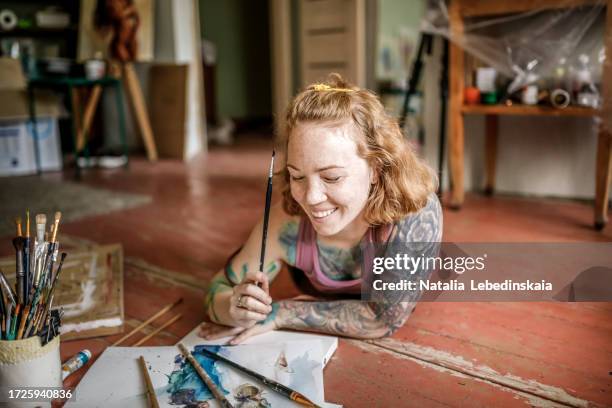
[448,1,465,209]
[114,81,129,168]
[484,115,498,196]
[71,87,83,148]
[27,86,42,175]
[66,84,82,179]
[594,127,611,230]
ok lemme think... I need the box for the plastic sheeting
[422,0,608,110]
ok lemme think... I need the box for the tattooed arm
[273,194,443,339]
[204,203,293,327]
[272,299,411,339]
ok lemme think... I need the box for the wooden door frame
[269,0,293,136]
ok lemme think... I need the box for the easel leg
[484,115,498,196]
[594,127,611,230]
[122,63,158,161]
[114,80,129,168]
[78,85,103,152]
[27,86,42,175]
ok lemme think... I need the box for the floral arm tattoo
[275,195,443,338]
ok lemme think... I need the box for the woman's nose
[305,180,326,205]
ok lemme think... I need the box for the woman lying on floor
[200,74,442,344]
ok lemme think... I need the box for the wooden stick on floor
[133,314,182,346]
[138,355,160,408]
[111,298,183,346]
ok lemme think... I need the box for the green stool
[27,75,128,179]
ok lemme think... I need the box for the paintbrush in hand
[255,150,275,291]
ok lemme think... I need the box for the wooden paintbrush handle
[177,343,234,408]
[138,356,160,408]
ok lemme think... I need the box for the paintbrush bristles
[51,212,61,243]
[268,149,276,177]
[25,210,30,238]
[15,217,22,237]
[36,214,46,243]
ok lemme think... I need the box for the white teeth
[312,208,337,218]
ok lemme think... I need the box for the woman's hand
[229,271,273,328]
[198,302,281,345]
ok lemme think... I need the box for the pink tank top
[294,217,393,294]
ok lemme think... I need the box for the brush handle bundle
[0,211,65,345]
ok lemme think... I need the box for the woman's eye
[323,176,341,183]
[290,175,304,181]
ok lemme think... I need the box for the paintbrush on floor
[199,347,321,407]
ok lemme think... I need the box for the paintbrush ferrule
[13,237,26,305]
[36,214,46,244]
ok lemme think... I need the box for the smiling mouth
[311,208,338,219]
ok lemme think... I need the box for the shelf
[461,104,599,117]
[0,26,77,37]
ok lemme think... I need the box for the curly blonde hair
[278,74,437,225]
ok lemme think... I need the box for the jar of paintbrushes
[0,211,65,408]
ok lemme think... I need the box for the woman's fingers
[243,271,271,297]
[236,308,267,322]
[235,281,272,306]
[229,321,275,345]
[240,295,273,314]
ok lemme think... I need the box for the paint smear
[166,345,229,405]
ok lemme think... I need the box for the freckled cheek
[328,183,369,209]
[290,182,305,205]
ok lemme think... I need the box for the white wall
[154,0,205,160]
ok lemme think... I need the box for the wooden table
[448,0,612,230]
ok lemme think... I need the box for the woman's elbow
[354,320,405,340]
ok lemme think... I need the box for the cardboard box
[0,117,62,176]
[0,57,63,175]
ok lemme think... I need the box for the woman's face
[287,121,373,238]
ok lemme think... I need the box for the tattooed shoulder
[278,220,299,264]
[395,193,443,243]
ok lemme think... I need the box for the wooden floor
[7,137,612,407]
